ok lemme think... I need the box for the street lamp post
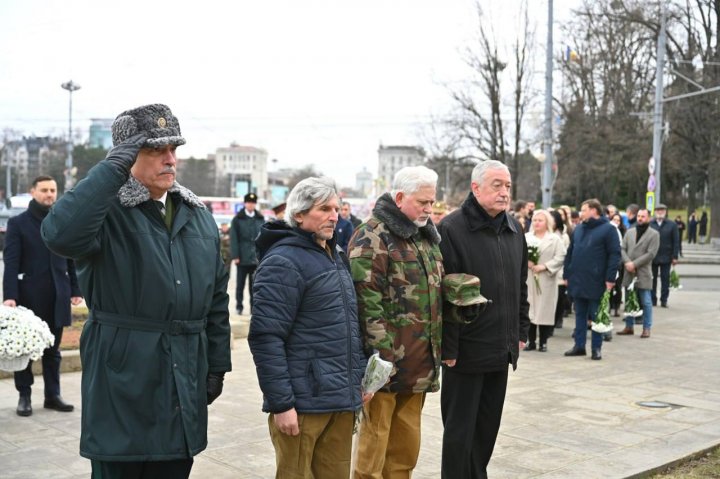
[61,80,81,192]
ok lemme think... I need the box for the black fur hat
[111,104,186,148]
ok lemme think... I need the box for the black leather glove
[103,133,148,175]
[206,372,225,405]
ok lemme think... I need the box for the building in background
[377,145,425,192]
[355,167,373,197]
[213,143,268,199]
[1,136,65,194]
[88,119,113,149]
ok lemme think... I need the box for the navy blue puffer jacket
[248,221,366,414]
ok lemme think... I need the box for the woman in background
[524,210,566,352]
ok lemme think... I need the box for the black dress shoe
[539,344,548,352]
[661,302,668,308]
[591,349,602,360]
[523,342,536,351]
[564,346,586,356]
[16,395,32,417]
[44,395,74,412]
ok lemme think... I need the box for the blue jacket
[564,216,621,300]
[649,219,679,264]
[248,220,366,414]
[335,216,354,254]
[3,200,81,328]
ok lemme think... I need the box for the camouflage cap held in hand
[112,103,186,148]
[442,273,488,306]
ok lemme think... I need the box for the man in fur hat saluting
[42,104,231,478]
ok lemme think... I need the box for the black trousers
[527,323,553,346]
[91,458,193,479]
[15,325,63,397]
[441,367,509,479]
[235,264,256,312]
[651,262,671,305]
[554,285,568,327]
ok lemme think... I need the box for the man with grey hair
[248,177,367,478]
[350,165,444,478]
[437,159,530,478]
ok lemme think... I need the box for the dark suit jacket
[3,201,81,328]
[649,219,679,265]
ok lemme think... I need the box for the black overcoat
[3,201,80,327]
[438,193,530,373]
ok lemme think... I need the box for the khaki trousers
[354,392,425,479]
[269,411,354,479]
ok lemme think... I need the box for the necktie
[155,201,166,217]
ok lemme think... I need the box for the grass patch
[60,306,88,351]
[649,446,720,478]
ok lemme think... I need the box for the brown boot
[640,328,651,338]
[617,327,634,335]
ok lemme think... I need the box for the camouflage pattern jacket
[349,193,444,393]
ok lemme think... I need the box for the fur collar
[373,193,441,244]
[117,176,206,209]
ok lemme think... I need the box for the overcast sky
[0,0,577,187]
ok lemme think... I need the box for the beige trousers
[269,411,355,479]
[353,392,425,479]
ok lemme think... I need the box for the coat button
[176,280,181,285]
[173,363,178,368]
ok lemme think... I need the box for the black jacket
[650,219,680,264]
[3,200,81,328]
[438,193,530,373]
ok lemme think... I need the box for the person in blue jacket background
[563,198,621,361]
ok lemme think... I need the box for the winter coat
[3,200,81,328]
[437,193,530,373]
[526,232,566,326]
[42,158,231,462]
[621,226,660,290]
[335,216,354,254]
[348,193,443,393]
[699,212,708,236]
[650,219,679,264]
[248,221,366,414]
[563,216,621,300]
[230,209,265,265]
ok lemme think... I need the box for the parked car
[0,207,26,250]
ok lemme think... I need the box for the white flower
[0,305,54,361]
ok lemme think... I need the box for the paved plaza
[0,244,719,478]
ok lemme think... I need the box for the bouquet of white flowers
[623,279,643,318]
[0,305,55,372]
[526,236,542,294]
[361,352,393,395]
[591,290,614,334]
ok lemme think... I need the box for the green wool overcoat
[42,159,231,461]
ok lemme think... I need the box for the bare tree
[439,1,536,199]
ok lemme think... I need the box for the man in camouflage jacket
[349,166,443,479]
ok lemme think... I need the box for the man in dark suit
[650,203,680,307]
[3,175,83,416]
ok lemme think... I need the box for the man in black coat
[650,204,679,307]
[230,192,265,315]
[437,160,530,479]
[3,175,82,416]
